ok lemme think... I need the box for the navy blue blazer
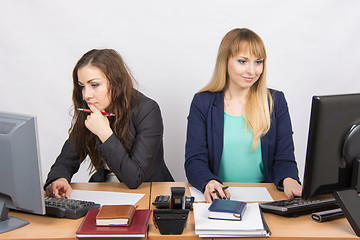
[185,89,300,192]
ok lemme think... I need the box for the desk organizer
[153,209,189,235]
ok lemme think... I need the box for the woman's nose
[82,87,93,100]
[246,63,255,75]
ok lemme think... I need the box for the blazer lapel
[261,126,271,182]
[212,91,224,175]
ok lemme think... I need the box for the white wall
[1,0,360,184]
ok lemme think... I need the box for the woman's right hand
[84,104,113,143]
[204,180,231,203]
[45,178,72,199]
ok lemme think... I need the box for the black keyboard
[45,196,100,219]
[259,197,339,217]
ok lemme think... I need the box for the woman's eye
[256,59,264,64]
[92,83,100,88]
[237,59,246,64]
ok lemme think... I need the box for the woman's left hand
[84,105,113,143]
[283,177,302,199]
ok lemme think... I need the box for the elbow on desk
[126,183,141,189]
[123,178,143,189]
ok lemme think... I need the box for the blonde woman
[185,28,302,203]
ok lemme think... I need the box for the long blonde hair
[201,28,273,149]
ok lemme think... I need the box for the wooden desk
[149,182,359,240]
[2,182,359,240]
[2,182,151,240]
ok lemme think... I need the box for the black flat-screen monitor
[302,93,360,200]
[0,112,45,234]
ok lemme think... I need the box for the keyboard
[45,196,100,219]
[259,197,339,217]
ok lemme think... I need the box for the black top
[44,91,174,189]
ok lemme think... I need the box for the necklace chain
[224,97,236,116]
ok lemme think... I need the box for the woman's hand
[45,178,72,199]
[204,180,231,203]
[283,177,302,199]
[84,105,113,143]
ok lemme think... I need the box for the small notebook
[76,208,152,238]
[208,199,247,221]
[96,205,136,226]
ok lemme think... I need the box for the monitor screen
[0,112,45,234]
[302,93,360,199]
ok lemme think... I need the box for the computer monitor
[302,93,360,200]
[0,111,45,234]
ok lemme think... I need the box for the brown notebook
[95,205,136,226]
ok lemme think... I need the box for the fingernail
[223,197,226,200]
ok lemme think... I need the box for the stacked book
[208,199,247,221]
[76,205,151,238]
[194,200,270,238]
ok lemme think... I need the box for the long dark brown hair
[69,49,137,171]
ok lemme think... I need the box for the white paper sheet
[70,190,144,206]
[190,187,273,202]
[193,202,268,237]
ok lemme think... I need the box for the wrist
[57,177,70,185]
[283,177,296,188]
[99,130,113,143]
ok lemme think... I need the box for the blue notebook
[208,199,247,221]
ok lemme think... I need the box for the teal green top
[218,113,264,182]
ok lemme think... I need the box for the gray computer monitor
[0,111,45,234]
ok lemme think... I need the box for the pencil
[77,108,115,116]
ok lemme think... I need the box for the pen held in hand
[212,186,229,193]
[77,108,115,116]
[212,186,229,200]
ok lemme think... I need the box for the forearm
[44,166,74,189]
[272,91,300,187]
[185,93,221,192]
[98,133,161,189]
[44,139,81,190]
[185,156,222,192]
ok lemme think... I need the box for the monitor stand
[0,200,29,234]
[351,158,360,192]
[334,189,360,237]
[334,158,360,237]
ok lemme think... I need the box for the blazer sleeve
[185,93,222,192]
[97,98,164,189]
[271,91,300,187]
[43,138,82,190]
